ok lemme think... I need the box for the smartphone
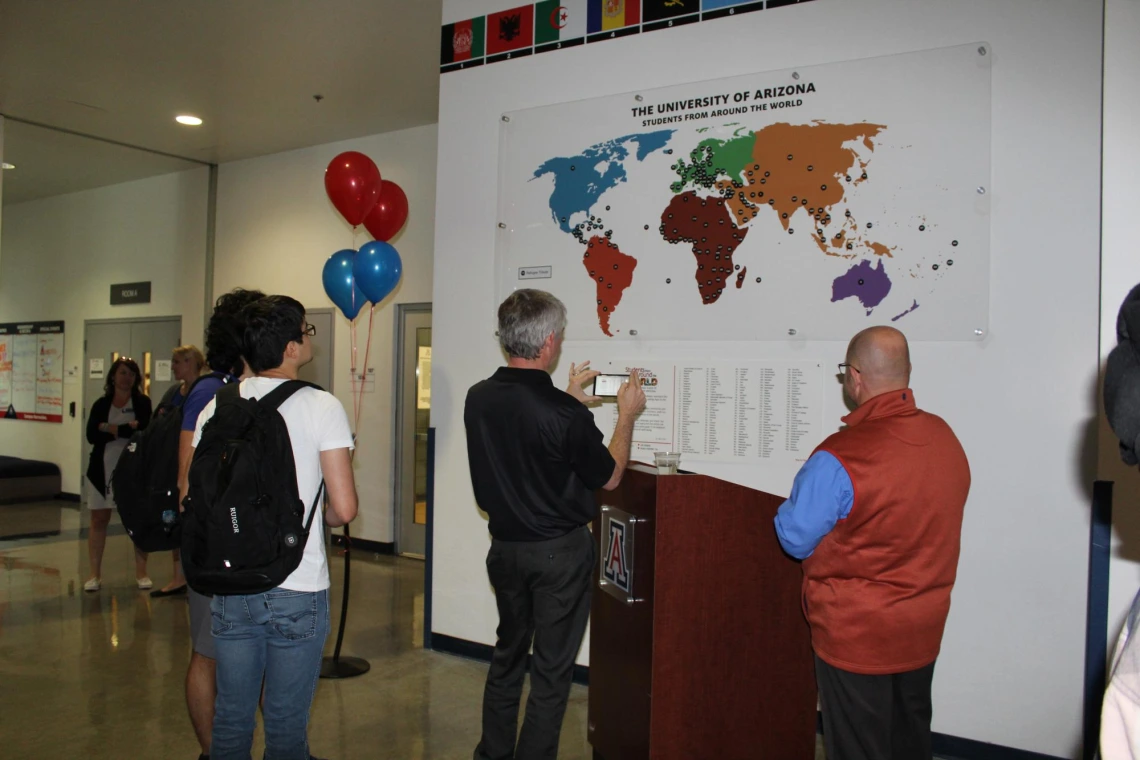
[593,374,628,398]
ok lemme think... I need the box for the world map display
[497,45,991,341]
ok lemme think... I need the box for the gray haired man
[465,289,646,759]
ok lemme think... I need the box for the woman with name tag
[83,357,152,592]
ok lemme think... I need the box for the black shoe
[150,585,188,598]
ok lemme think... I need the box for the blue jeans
[209,588,330,760]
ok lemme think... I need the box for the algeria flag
[535,0,587,44]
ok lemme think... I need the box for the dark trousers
[816,655,937,760]
[474,526,595,760]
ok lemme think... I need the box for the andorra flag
[486,4,535,56]
[535,0,587,44]
[440,16,485,65]
[587,0,641,33]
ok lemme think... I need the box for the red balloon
[325,152,381,227]
[363,180,409,242]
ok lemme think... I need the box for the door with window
[395,305,431,557]
[81,317,181,502]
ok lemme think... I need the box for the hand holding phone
[567,361,602,404]
[616,370,647,417]
[592,374,629,398]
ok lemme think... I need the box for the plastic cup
[654,451,680,475]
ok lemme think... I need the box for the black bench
[0,456,62,504]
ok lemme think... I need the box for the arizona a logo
[603,518,630,591]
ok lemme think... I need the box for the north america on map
[531,121,954,336]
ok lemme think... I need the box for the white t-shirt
[192,376,354,592]
[1103,587,1140,758]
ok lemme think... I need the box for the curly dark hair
[103,357,143,397]
[205,288,266,375]
[241,295,307,374]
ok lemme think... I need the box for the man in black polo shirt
[466,288,646,760]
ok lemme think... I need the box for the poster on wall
[496,43,992,341]
[0,321,65,423]
[589,359,824,466]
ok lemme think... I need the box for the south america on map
[498,45,991,341]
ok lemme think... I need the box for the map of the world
[497,45,991,341]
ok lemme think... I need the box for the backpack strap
[216,380,243,404]
[257,380,324,412]
[186,370,233,398]
[303,481,325,533]
[256,379,327,532]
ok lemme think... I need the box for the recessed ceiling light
[1,163,14,170]
[175,115,203,126]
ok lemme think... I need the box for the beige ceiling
[0,0,442,204]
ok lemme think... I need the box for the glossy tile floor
[0,500,879,759]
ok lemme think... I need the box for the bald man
[775,326,970,760]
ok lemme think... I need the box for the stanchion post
[320,521,370,679]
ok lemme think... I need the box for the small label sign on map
[518,266,553,280]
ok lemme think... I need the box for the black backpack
[181,379,324,596]
[113,375,221,552]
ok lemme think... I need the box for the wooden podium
[588,464,816,760]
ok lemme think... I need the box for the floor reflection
[0,501,595,759]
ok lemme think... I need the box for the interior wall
[212,123,438,545]
[0,167,209,493]
[1102,0,1140,659]
[432,0,1103,755]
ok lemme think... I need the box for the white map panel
[496,43,991,341]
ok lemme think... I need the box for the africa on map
[497,44,991,341]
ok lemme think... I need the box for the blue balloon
[322,249,367,320]
[353,240,403,304]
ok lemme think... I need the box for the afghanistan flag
[486,4,535,56]
[587,0,641,33]
[535,0,587,46]
[440,16,485,65]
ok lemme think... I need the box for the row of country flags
[441,0,815,72]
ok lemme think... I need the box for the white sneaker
[136,577,153,590]
[83,577,101,592]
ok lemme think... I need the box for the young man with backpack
[169,288,265,760]
[186,295,357,760]
[155,289,267,599]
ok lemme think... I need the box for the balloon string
[349,316,359,438]
[347,235,360,437]
[355,305,375,432]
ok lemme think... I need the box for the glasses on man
[298,323,316,340]
[838,363,861,375]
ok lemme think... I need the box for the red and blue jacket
[775,389,970,674]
